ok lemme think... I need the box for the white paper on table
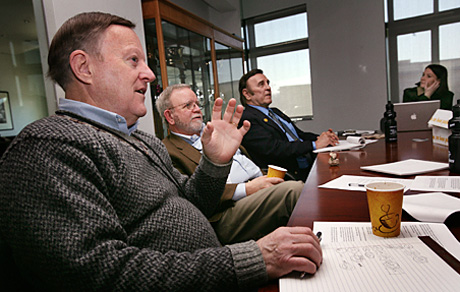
[403,192,460,223]
[313,137,377,153]
[279,236,460,292]
[360,159,449,176]
[411,176,460,192]
[318,174,413,192]
[312,221,460,262]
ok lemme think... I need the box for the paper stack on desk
[319,174,413,192]
[403,192,460,223]
[313,136,377,153]
[360,159,449,176]
[279,222,460,292]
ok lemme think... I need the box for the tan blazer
[163,133,252,222]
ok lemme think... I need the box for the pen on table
[300,232,322,279]
[348,183,365,187]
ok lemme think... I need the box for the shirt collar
[248,104,270,116]
[170,124,205,150]
[58,98,138,136]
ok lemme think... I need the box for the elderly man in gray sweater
[0,12,322,291]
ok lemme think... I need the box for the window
[393,0,433,21]
[397,31,431,96]
[439,0,460,11]
[243,5,312,120]
[387,0,460,106]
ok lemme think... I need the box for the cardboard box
[428,109,452,146]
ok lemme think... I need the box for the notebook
[394,100,440,132]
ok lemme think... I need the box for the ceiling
[0,0,39,55]
[0,0,239,56]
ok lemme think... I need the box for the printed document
[411,176,460,192]
[280,237,460,292]
[319,175,413,192]
[313,137,377,153]
[312,221,460,262]
[360,159,448,176]
[403,192,460,223]
[280,222,460,292]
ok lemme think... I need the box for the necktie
[268,110,299,141]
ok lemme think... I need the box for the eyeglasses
[168,100,202,111]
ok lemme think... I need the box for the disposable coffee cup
[365,182,404,237]
[267,165,287,179]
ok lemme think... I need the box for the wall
[0,0,49,137]
[35,0,388,135]
[39,0,156,135]
[241,0,305,19]
[241,0,388,133]
[0,48,48,137]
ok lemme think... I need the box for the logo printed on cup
[365,182,405,237]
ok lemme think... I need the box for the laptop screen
[393,100,441,132]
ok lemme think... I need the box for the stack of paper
[313,136,378,153]
[361,159,449,176]
[318,174,413,192]
[279,222,460,292]
[403,192,460,223]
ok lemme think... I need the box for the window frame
[387,0,460,102]
[242,4,312,120]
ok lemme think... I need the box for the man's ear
[164,109,175,126]
[242,88,252,101]
[69,50,92,85]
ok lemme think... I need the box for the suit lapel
[248,106,286,136]
[168,134,202,165]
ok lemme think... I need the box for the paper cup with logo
[365,182,404,237]
[267,165,287,179]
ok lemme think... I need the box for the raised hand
[424,80,440,98]
[201,98,251,164]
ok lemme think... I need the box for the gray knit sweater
[0,113,267,291]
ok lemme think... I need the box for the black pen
[348,183,365,187]
[300,231,322,278]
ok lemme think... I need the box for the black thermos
[448,100,460,173]
[383,101,397,143]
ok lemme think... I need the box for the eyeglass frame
[167,100,202,111]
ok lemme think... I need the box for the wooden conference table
[259,130,460,292]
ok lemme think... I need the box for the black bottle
[383,101,397,143]
[448,100,460,173]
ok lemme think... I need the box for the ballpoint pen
[348,183,365,187]
[300,231,322,278]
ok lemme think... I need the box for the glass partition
[161,21,213,122]
[214,42,244,109]
[142,0,244,139]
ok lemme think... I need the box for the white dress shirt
[171,129,262,201]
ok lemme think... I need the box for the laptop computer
[393,100,441,132]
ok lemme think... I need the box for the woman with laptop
[403,64,454,110]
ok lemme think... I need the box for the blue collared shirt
[171,128,262,201]
[58,98,138,136]
[248,104,314,169]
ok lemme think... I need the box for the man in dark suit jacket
[238,69,339,181]
[157,84,304,245]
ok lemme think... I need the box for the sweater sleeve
[0,127,267,291]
